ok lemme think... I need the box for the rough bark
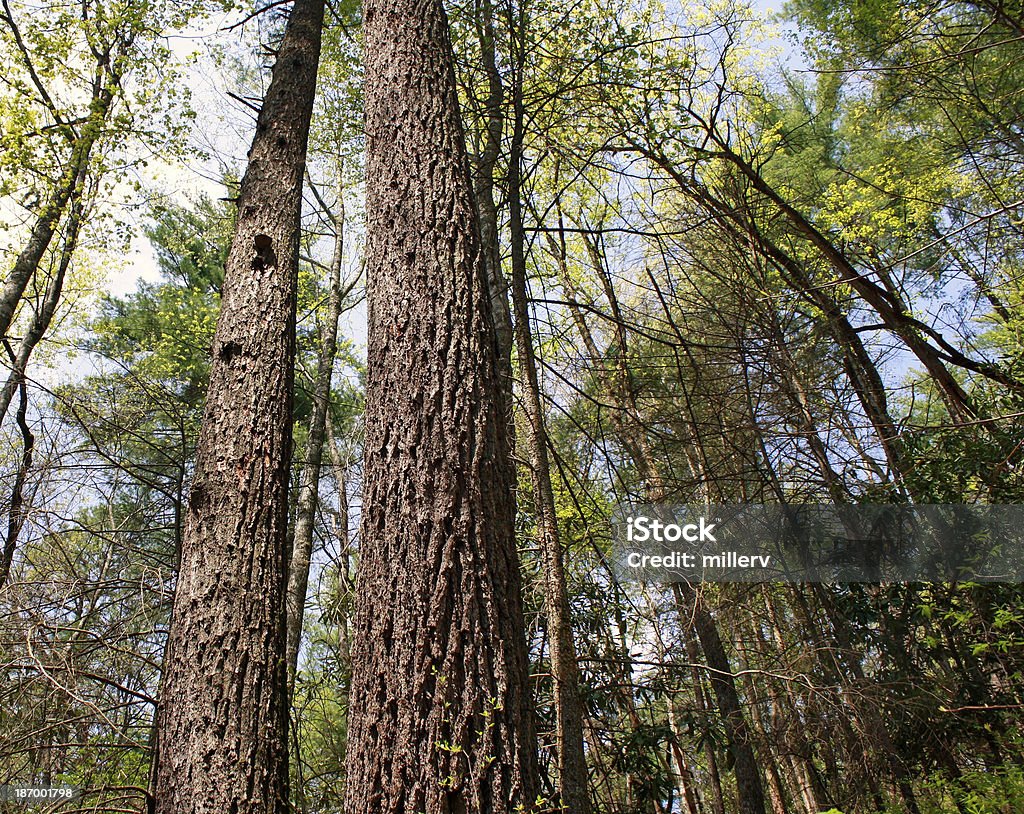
[151,1,324,812]
[343,0,539,811]
[285,180,345,697]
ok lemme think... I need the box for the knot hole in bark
[252,234,277,271]
[187,482,206,512]
[219,340,243,361]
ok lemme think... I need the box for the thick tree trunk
[285,180,345,697]
[151,1,324,812]
[343,0,540,811]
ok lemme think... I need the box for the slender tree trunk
[151,1,324,812]
[503,13,590,810]
[325,412,354,658]
[759,589,833,814]
[638,139,987,435]
[0,57,113,341]
[285,177,346,697]
[675,585,768,814]
[0,190,83,584]
[667,695,703,814]
[744,220,908,490]
[736,620,790,814]
[684,626,727,814]
[469,0,513,400]
[0,367,33,588]
[510,183,591,814]
[0,187,86,424]
[811,586,922,814]
[343,0,539,810]
[788,589,888,810]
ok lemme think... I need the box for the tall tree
[150,1,325,812]
[504,8,591,808]
[343,0,540,810]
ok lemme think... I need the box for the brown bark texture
[343,0,540,812]
[151,1,324,812]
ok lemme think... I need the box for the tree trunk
[0,189,84,585]
[0,368,33,587]
[675,585,768,814]
[343,0,540,811]
[468,0,513,402]
[759,588,833,814]
[667,694,703,814]
[0,53,114,342]
[684,625,727,814]
[0,186,85,424]
[736,619,790,814]
[504,16,590,811]
[285,176,346,697]
[151,1,324,812]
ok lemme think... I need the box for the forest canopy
[1,0,1023,812]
